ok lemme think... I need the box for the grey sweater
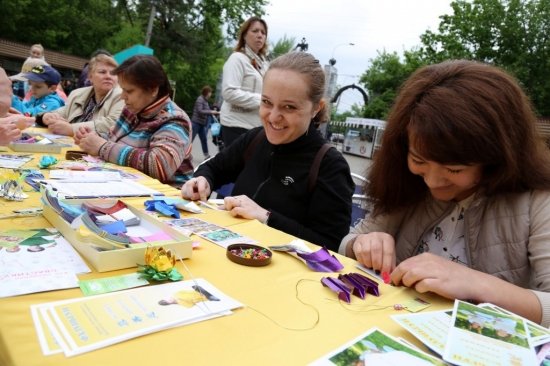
[340,190,550,326]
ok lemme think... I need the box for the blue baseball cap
[23,65,61,85]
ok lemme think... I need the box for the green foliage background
[358,0,550,119]
[0,0,268,112]
[4,0,550,119]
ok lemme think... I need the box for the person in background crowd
[191,85,220,160]
[28,44,45,60]
[182,52,354,251]
[77,49,112,89]
[11,65,64,116]
[38,54,123,137]
[62,79,76,95]
[340,60,550,326]
[210,103,223,149]
[220,16,269,147]
[74,55,194,186]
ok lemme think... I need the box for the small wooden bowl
[226,244,272,267]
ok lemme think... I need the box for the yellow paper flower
[145,246,176,272]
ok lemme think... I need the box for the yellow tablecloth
[0,138,453,366]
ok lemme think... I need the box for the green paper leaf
[136,265,183,282]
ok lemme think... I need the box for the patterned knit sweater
[98,96,194,185]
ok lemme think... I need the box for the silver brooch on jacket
[281,176,295,186]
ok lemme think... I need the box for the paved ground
[190,131,373,177]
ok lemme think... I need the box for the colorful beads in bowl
[226,244,272,267]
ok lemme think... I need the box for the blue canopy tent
[113,44,154,65]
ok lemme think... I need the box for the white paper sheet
[0,231,90,298]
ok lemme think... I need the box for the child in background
[11,65,64,116]
[9,58,48,99]
[28,44,45,60]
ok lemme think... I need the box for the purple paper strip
[296,247,344,272]
[321,277,351,303]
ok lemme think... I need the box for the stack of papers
[312,299,549,365]
[41,179,162,198]
[48,170,122,182]
[392,300,550,365]
[0,153,33,169]
[32,278,242,356]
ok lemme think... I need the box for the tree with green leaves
[127,0,268,110]
[358,0,550,118]
[360,49,425,119]
[420,0,550,116]
[269,35,296,59]
[0,0,268,111]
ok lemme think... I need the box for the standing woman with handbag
[220,16,269,147]
[191,85,219,160]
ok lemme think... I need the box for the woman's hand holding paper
[42,112,66,126]
[181,176,211,202]
[74,126,106,156]
[0,116,22,144]
[0,113,34,130]
[391,252,487,300]
[389,252,543,323]
[350,232,396,275]
[47,121,74,136]
[225,195,270,223]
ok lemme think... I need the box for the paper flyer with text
[392,309,453,356]
[310,327,447,366]
[443,300,537,365]
[34,278,242,356]
[0,229,90,297]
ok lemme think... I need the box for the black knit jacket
[195,125,354,251]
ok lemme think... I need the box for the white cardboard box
[43,200,193,272]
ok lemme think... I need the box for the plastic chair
[350,172,371,227]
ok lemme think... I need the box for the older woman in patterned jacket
[74,55,193,186]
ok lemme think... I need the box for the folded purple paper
[321,277,351,303]
[339,273,380,298]
[295,247,344,272]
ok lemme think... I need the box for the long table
[0,137,452,365]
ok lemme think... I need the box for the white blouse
[419,194,475,266]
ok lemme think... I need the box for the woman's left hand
[390,253,480,300]
[225,195,269,223]
[75,130,106,156]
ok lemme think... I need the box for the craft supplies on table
[9,133,72,154]
[42,190,192,272]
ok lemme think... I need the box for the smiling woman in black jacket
[181,52,354,251]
